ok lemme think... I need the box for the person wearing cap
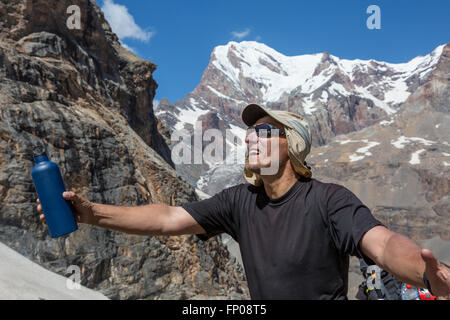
[36,103,450,300]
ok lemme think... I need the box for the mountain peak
[210,41,323,102]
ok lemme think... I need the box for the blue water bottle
[31,148,78,238]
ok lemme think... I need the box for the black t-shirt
[182,178,384,300]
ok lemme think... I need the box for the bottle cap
[33,142,47,158]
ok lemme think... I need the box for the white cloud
[101,0,154,42]
[121,42,137,54]
[231,28,250,39]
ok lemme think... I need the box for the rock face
[0,0,249,299]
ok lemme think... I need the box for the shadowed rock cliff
[0,0,249,299]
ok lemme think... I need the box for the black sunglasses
[246,123,286,137]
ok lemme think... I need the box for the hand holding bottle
[37,191,98,226]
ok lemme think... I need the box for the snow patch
[379,119,394,126]
[189,97,199,107]
[409,149,426,165]
[391,136,435,149]
[356,141,380,155]
[339,139,362,145]
[174,106,210,131]
[328,82,348,96]
[384,80,410,105]
[356,85,397,114]
[349,154,365,162]
[212,46,241,87]
[348,141,380,162]
[302,95,318,115]
[320,90,328,103]
[303,73,333,94]
[0,242,108,300]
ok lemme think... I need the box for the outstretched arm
[360,226,450,299]
[37,191,206,236]
[91,202,206,236]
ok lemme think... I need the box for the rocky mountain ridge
[156,41,448,198]
[159,40,450,238]
[310,43,450,240]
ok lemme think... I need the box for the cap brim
[241,103,270,126]
[241,103,292,129]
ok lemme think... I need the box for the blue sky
[96,0,450,106]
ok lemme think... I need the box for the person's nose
[245,131,259,145]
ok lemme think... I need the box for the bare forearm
[92,203,170,236]
[381,233,426,288]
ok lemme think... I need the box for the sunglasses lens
[246,123,284,137]
[257,129,270,137]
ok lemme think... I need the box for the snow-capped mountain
[156,41,450,297]
[156,41,448,198]
[158,41,444,134]
[209,41,443,114]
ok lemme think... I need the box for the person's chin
[246,159,271,173]
[245,163,261,174]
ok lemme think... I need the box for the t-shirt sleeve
[181,185,239,241]
[325,184,385,264]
